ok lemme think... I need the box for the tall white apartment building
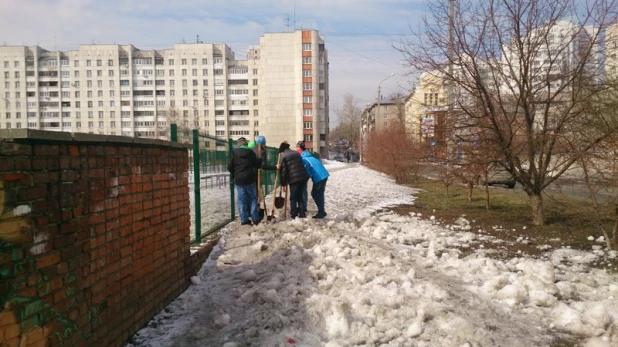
[0,29,329,155]
[256,30,329,155]
[501,20,598,92]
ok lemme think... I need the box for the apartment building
[0,29,329,155]
[501,20,599,92]
[257,30,329,156]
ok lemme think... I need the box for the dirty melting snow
[127,164,618,347]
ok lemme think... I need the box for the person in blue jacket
[300,150,330,219]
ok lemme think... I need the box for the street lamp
[377,73,395,127]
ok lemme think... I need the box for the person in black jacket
[279,142,309,218]
[227,137,262,226]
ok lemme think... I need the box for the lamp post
[377,73,395,129]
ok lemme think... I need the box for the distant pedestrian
[227,137,262,226]
[280,141,309,218]
[301,151,329,219]
[345,153,351,163]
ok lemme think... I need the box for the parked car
[482,164,516,189]
[334,155,346,162]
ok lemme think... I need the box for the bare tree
[332,93,363,147]
[399,0,618,225]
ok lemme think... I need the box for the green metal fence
[170,125,279,243]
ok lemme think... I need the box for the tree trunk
[529,193,545,226]
[484,184,490,210]
[467,182,473,202]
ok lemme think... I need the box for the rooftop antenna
[285,14,290,32]
[294,2,296,30]
[197,35,201,43]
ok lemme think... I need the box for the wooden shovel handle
[270,153,281,216]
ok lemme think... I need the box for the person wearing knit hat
[227,137,262,226]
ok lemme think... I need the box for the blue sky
[0,0,427,125]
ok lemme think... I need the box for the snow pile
[127,165,618,347]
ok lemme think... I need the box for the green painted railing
[170,125,278,243]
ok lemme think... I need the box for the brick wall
[0,130,203,347]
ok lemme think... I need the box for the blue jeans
[311,178,327,215]
[237,182,260,223]
[289,180,308,218]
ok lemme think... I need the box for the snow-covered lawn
[128,163,618,347]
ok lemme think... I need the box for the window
[214,57,222,64]
[303,43,311,51]
[303,109,313,116]
[98,111,104,118]
[303,134,313,142]
[14,71,19,78]
[120,80,130,86]
[303,70,312,77]
[88,101,93,108]
[253,89,258,96]
[86,70,92,77]
[303,96,312,103]
[109,70,114,77]
[97,90,103,97]
[74,60,79,67]
[87,81,93,88]
[253,100,258,106]
[303,57,312,64]
[253,79,258,86]
[169,69,174,76]
[169,59,174,65]
[74,71,80,78]
[108,59,114,66]
[3,61,8,68]
[96,59,102,66]
[181,59,187,65]
[303,83,312,90]
[303,122,313,129]
[182,69,187,76]
[252,68,258,75]
[110,121,116,128]
[97,70,102,77]
[202,58,208,65]
[14,61,19,68]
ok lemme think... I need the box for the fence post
[193,129,201,243]
[228,138,235,221]
[171,124,178,142]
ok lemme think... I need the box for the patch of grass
[393,178,617,271]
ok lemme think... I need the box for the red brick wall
[0,132,197,347]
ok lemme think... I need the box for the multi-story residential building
[257,30,329,156]
[0,29,329,155]
[501,20,599,93]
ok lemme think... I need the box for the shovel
[257,168,265,219]
[267,153,282,222]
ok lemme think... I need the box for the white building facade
[0,29,329,155]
